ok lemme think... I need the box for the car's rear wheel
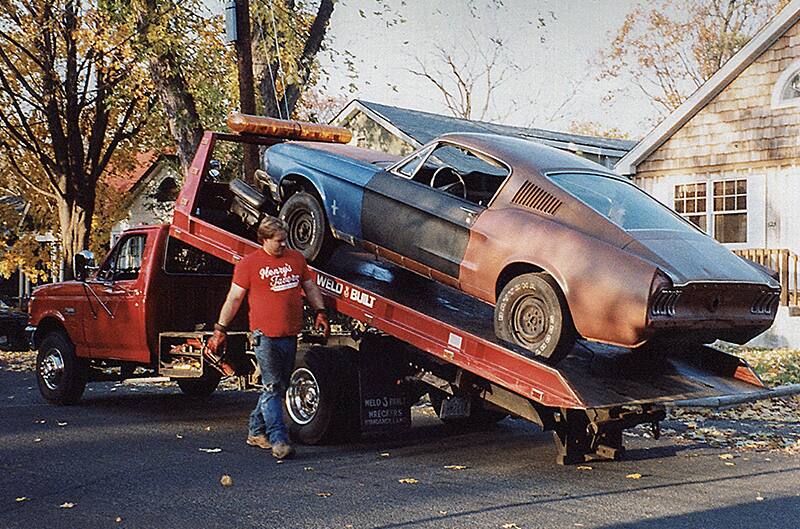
[36,332,87,405]
[494,273,575,365]
[279,191,336,264]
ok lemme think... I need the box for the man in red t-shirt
[208,216,329,459]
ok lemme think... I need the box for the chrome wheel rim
[40,349,65,391]
[286,367,319,425]
[511,294,548,346]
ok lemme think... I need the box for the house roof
[332,100,636,159]
[103,152,178,196]
[615,0,800,176]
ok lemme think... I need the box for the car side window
[96,234,147,282]
[426,144,509,205]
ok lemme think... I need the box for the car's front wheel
[279,191,336,264]
[36,332,87,405]
[494,273,575,365]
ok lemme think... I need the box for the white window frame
[674,177,749,245]
[771,59,800,109]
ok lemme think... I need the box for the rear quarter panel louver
[511,180,562,215]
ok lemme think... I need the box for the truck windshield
[548,172,698,233]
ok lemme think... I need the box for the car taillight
[751,290,780,315]
[649,269,680,317]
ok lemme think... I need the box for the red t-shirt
[232,248,311,337]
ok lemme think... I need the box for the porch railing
[733,248,799,306]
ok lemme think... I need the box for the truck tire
[285,347,358,444]
[36,332,87,405]
[494,273,575,365]
[279,191,336,264]
[176,369,221,398]
[429,391,507,427]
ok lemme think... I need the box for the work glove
[314,309,330,339]
[207,328,227,355]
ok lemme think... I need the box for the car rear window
[548,172,698,233]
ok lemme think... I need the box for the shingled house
[616,2,800,346]
[331,100,635,169]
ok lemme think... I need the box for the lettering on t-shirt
[259,263,301,292]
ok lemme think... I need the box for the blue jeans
[248,331,297,445]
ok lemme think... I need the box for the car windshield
[548,172,697,233]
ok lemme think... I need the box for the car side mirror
[73,250,97,281]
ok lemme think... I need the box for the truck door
[85,233,150,363]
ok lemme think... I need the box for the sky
[314,0,654,138]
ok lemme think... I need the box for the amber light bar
[227,113,352,144]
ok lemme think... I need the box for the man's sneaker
[246,434,271,450]
[271,442,295,459]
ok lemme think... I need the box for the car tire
[429,390,507,427]
[494,273,576,365]
[285,347,358,445]
[279,191,336,264]
[36,332,87,405]
[176,369,221,398]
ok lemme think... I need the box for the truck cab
[28,225,238,403]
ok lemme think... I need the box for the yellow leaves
[316,492,332,497]
[443,465,468,470]
[398,478,419,484]
[220,475,233,487]
[625,473,642,479]
[576,465,593,471]
[15,497,30,502]
[59,502,76,509]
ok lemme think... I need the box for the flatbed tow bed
[171,209,768,464]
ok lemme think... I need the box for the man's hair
[257,216,288,243]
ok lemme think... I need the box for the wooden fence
[733,248,798,306]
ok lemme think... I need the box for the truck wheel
[494,273,575,365]
[285,347,357,444]
[176,369,221,398]
[279,191,336,264]
[36,332,87,405]
[429,391,507,427]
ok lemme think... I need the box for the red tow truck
[28,116,778,464]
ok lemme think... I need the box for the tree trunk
[57,193,94,281]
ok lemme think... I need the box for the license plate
[439,396,471,419]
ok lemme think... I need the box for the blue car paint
[265,143,383,240]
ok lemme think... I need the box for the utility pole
[227,0,259,182]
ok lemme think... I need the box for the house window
[673,178,747,243]
[771,60,800,109]
[674,183,707,232]
[713,179,747,243]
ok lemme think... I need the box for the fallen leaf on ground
[443,465,467,470]
[439,511,448,515]
[724,462,735,466]
[316,492,332,497]
[15,497,30,502]
[276,460,284,464]
[33,438,41,443]
[220,475,233,487]
[719,453,734,459]
[115,517,123,523]
[59,502,75,509]
[205,426,212,431]
[34,420,45,424]
[398,478,419,484]
[198,448,222,453]
[576,465,593,471]
[57,421,67,427]
[304,467,314,471]
[501,524,520,529]
[626,473,642,479]
[756,496,765,501]
[176,434,183,439]
[380,452,390,457]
